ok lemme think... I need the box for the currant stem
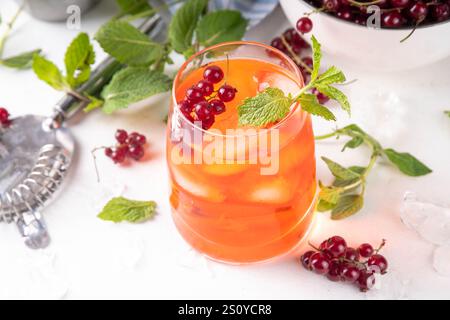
[375,239,387,253]
[280,35,313,74]
[0,1,25,57]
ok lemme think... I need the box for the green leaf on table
[321,157,361,180]
[331,194,364,220]
[445,111,450,118]
[384,148,432,177]
[196,10,247,47]
[348,166,366,175]
[342,136,363,151]
[0,49,41,69]
[317,199,336,212]
[319,185,344,204]
[168,0,208,55]
[32,54,66,91]
[237,88,292,127]
[116,0,151,15]
[98,197,157,223]
[95,20,163,66]
[310,35,322,81]
[298,93,336,121]
[65,32,95,88]
[315,84,351,115]
[101,66,171,114]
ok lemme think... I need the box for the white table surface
[1,1,449,300]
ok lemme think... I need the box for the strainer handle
[46,14,164,129]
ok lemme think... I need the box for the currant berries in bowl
[177,65,237,130]
[279,0,450,71]
[300,236,388,292]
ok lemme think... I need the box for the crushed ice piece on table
[433,246,450,277]
[365,271,411,300]
[400,192,450,246]
[90,179,127,211]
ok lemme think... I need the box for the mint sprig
[445,110,450,118]
[98,197,157,223]
[238,36,349,127]
[316,124,432,220]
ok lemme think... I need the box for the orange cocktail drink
[166,42,317,263]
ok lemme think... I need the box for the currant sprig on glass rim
[178,65,237,130]
[300,236,388,292]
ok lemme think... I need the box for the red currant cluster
[270,19,331,105]
[104,129,147,164]
[178,65,237,130]
[0,107,11,127]
[304,0,449,28]
[300,236,388,292]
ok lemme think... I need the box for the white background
[0,0,449,299]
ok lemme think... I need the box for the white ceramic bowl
[280,0,450,72]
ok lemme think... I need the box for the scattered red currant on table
[177,65,237,130]
[300,237,388,292]
[0,107,11,127]
[103,129,147,164]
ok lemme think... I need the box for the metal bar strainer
[0,15,166,249]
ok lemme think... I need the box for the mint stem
[0,1,25,57]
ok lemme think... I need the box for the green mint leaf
[445,111,450,118]
[384,148,432,177]
[322,157,361,180]
[64,32,95,88]
[83,94,103,112]
[116,0,151,15]
[298,93,336,121]
[196,10,247,47]
[348,166,366,175]
[315,84,351,115]
[333,177,360,189]
[310,35,321,81]
[168,0,208,55]
[32,54,66,91]
[98,197,157,223]
[237,88,292,127]
[317,199,336,212]
[95,20,163,66]
[319,185,344,204]
[342,136,363,151]
[331,195,364,220]
[0,49,41,69]
[101,67,171,114]
[316,66,346,86]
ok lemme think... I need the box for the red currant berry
[128,144,145,161]
[203,65,224,84]
[432,3,450,21]
[409,1,428,20]
[127,132,146,146]
[326,236,347,258]
[196,80,214,97]
[337,8,353,20]
[179,100,193,115]
[367,254,388,274]
[341,265,361,283]
[271,37,288,53]
[209,99,226,115]
[186,86,205,103]
[218,85,237,102]
[344,247,360,261]
[323,0,340,11]
[296,17,313,34]
[382,11,404,28]
[327,259,342,282]
[115,129,128,144]
[390,0,410,8]
[358,243,374,258]
[302,57,313,70]
[300,250,316,270]
[111,147,127,164]
[357,271,376,292]
[201,115,215,130]
[312,88,330,104]
[194,101,213,121]
[309,252,330,275]
[104,147,113,158]
[0,107,10,125]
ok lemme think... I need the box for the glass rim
[171,41,305,138]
